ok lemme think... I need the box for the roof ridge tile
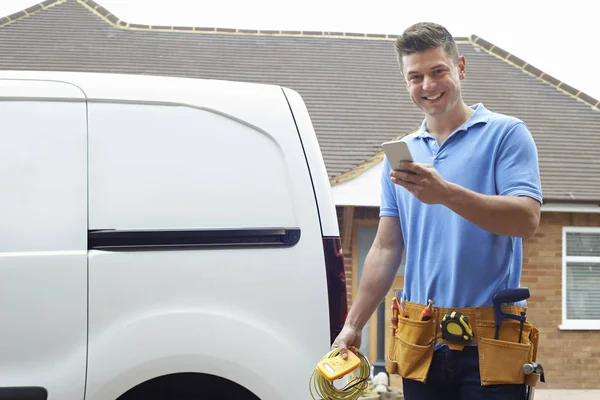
[469,34,599,112]
[0,0,63,27]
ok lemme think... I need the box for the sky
[1,0,599,101]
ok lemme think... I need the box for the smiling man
[333,22,543,399]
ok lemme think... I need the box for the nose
[422,75,436,91]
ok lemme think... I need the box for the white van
[0,71,347,400]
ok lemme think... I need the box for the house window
[561,227,600,330]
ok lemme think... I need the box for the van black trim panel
[88,228,301,250]
[0,387,48,400]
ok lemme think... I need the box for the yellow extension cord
[309,348,371,400]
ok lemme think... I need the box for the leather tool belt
[385,300,541,386]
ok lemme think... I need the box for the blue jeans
[402,346,527,400]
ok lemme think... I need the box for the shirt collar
[417,103,491,138]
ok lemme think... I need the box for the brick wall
[336,206,600,390]
[524,212,600,389]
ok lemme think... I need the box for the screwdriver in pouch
[400,299,409,318]
[391,297,408,336]
[419,299,434,321]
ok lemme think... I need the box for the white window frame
[560,226,600,330]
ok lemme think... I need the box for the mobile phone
[381,139,414,171]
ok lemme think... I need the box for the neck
[425,102,474,144]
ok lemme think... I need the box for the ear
[402,73,410,88]
[399,68,410,88]
[458,55,466,80]
[397,55,409,87]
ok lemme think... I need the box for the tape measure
[440,311,474,342]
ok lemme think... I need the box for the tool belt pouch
[387,317,435,382]
[476,318,538,386]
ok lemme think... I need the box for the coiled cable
[309,348,371,400]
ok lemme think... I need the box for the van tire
[117,373,260,400]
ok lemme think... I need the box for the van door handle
[0,387,48,400]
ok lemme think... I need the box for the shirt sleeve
[495,122,543,205]
[380,157,400,217]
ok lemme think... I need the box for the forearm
[345,245,403,330]
[443,183,540,238]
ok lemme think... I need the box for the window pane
[566,262,600,320]
[566,232,600,257]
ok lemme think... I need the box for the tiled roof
[1,0,599,202]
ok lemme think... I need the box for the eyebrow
[406,64,448,76]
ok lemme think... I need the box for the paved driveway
[535,390,600,400]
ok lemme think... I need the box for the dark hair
[395,22,459,71]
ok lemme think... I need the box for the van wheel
[117,372,260,400]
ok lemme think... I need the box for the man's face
[402,46,466,118]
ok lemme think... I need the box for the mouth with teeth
[422,92,445,102]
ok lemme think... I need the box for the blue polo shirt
[380,103,543,308]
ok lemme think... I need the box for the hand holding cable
[332,324,362,360]
[311,324,369,400]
